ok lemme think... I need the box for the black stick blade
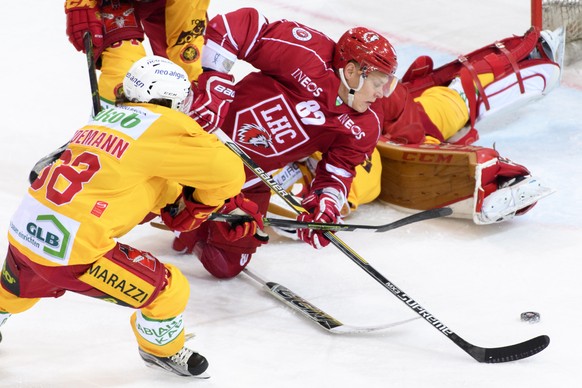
[466,335,550,363]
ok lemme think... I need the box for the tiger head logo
[237,124,273,148]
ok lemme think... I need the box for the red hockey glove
[215,194,269,244]
[160,187,219,233]
[297,188,344,249]
[65,0,103,53]
[100,2,144,49]
[189,71,236,131]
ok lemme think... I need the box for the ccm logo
[401,152,454,163]
[214,84,235,98]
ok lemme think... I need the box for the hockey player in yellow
[64,0,210,102]
[0,56,266,377]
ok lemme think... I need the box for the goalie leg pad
[376,142,554,224]
[475,61,560,121]
[403,27,542,96]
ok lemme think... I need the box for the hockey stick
[242,268,419,334]
[151,207,451,233]
[84,31,102,117]
[213,128,550,363]
[217,208,451,232]
[149,216,422,334]
[28,32,101,184]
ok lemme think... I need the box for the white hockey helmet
[123,55,191,112]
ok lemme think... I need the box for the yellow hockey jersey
[8,103,244,267]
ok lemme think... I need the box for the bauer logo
[8,195,80,265]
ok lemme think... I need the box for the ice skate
[529,27,566,71]
[540,27,566,69]
[138,346,209,378]
[478,176,555,223]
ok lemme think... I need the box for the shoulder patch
[292,27,312,42]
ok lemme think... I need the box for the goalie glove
[65,0,103,53]
[215,194,269,244]
[189,71,236,131]
[297,188,344,249]
[160,186,219,233]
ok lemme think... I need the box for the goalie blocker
[375,141,554,224]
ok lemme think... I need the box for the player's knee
[172,224,209,254]
[141,264,190,318]
[196,242,252,279]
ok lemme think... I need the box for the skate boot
[478,175,555,223]
[138,346,209,378]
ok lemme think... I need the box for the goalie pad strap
[494,41,525,94]
[459,57,486,132]
[403,27,540,97]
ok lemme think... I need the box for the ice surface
[0,1,580,387]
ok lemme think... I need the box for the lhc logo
[363,32,380,43]
[234,95,309,158]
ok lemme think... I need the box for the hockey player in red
[268,26,562,225]
[372,26,561,224]
[171,7,399,277]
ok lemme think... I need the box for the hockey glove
[161,187,219,233]
[215,194,269,244]
[65,0,103,53]
[189,71,236,131]
[100,2,144,49]
[297,188,344,249]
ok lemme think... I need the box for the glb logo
[26,215,70,260]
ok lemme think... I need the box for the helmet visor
[382,75,398,98]
[366,72,398,98]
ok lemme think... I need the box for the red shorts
[1,243,167,309]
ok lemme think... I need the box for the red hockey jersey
[205,8,383,200]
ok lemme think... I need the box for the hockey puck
[520,311,540,323]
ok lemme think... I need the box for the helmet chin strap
[339,68,365,108]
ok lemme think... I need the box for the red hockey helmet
[333,27,398,77]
